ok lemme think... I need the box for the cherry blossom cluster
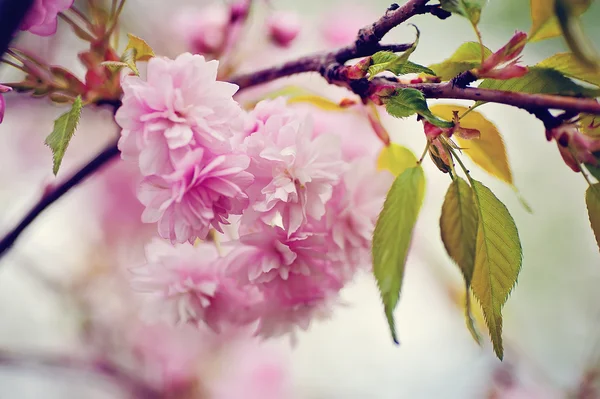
[116,53,393,338]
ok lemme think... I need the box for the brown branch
[0,349,160,398]
[356,0,431,46]
[0,140,120,260]
[231,0,600,119]
[394,80,600,115]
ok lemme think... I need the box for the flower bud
[267,11,301,48]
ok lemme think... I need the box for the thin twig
[0,140,120,260]
[0,349,160,398]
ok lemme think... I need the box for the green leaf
[470,180,523,360]
[373,166,426,344]
[45,96,83,175]
[369,51,435,77]
[476,67,600,107]
[555,0,599,69]
[440,0,487,25]
[586,184,600,252]
[386,88,454,128]
[440,177,481,343]
[538,53,600,87]
[377,144,418,177]
[368,26,431,78]
[120,48,140,76]
[428,42,492,81]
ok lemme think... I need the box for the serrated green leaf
[368,27,429,79]
[377,144,418,177]
[125,33,155,62]
[440,177,481,343]
[430,104,513,185]
[100,61,129,73]
[538,53,600,87]
[586,184,600,252]
[428,42,492,81]
[440,0,487,25]
[476,67,600,108]
[373,166,426,344]
[386,89,454,128]
[470,180,523,360]
[120,48,140,76]
[45,96,83,175]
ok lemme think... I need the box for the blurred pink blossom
[321,159,393,277]
[320,4,376,46]
[130,239,261,331]
[242,98,346,234]
[20,0,73,36]
[172,4,229,56]
[116,53,244,176]
[138,148,253,244]
[267,11,301,48]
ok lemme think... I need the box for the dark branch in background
[0,349,160,399]
[0,0,34,56]
[0,139,120,260]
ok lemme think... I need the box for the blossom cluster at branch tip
[476,31,528,80]
[117,53,394,337]
[20,0,74,36]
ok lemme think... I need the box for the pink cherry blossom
[256,269,342,339]
[320,4,377,46]
[116,53,244,176]
[130,239,261,331]
[223,223,343,338]
[0,85,11,124]
[225,224,327,284]
[20,0,73,36]
[172,4,229,56]
[242,98,346,234]
[546,122,600,172]
[267,11,301,48]
[478,31,528,80]
[138,148,253,244]
[320,159,393,276]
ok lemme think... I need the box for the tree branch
[0,140,120,260]
[0,349,160,398]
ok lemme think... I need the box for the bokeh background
[0,0,599,397]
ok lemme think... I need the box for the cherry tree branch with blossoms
[0,1,599,383]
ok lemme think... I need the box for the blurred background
[0,0,599,397]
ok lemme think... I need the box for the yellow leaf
[529,0,591,42]
[586,184,600,252]
[125,33,155,62]
[377,144,418,177]
[430,104,513,185]
[258,86,346,112]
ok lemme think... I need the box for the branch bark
[0,140,120,260]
